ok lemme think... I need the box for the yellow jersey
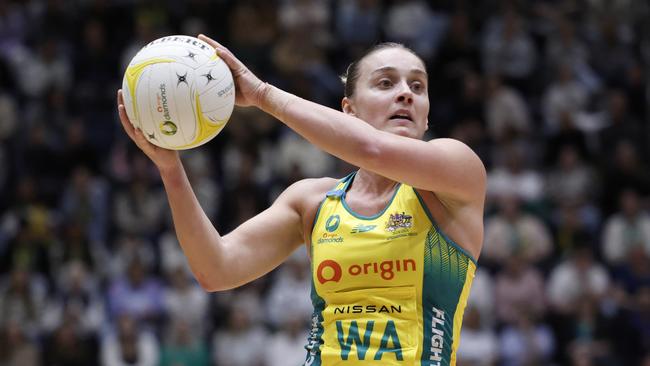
[304,173,477,366]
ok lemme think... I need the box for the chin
[390,127,419,139]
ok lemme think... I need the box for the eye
[411,81,425,93]
[378,79,393,89]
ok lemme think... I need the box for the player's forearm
[158,162,226,291]
[258,84,384,169]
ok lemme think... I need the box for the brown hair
[341,42,422,98]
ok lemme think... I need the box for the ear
[425,119,429,131]
[342,97,355,116]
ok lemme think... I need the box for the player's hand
[116,89,181,172]
[198,34,267,108]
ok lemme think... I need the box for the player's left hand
[198,34,266,108]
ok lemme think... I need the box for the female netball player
[117,34,486,365]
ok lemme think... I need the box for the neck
[350,169,398,196]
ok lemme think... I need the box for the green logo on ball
[160,121,177,136]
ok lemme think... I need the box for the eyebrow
[370,66,428,78]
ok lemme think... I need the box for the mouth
[389,111,413,122]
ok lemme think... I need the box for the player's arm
[264,96,486,203]
[199,35,485,205]
[160,165,306,291]
[118,90,305,292]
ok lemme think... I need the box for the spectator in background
[623,61,647,121]
[0,267,47,338]
[494,254,547,325]
[600,140,650,215]
[544,111,591,167]
[41,261,104,336]
[542,63,590,135]
[588,15,637,87]
[264,314,310,366]
[0,1,648,364]
[482,10,537,92]
[274,129,337,181]
[59,165,109,248]
[107,256,165,330]
[264,248,312,329]
[552,202,599,259]
[72,18,119,153]
[278,0,332,48]
[483,194,552,266]
[484,75,531,144]
[432,11,481,100]
[499,307,555,366]
[597,90,645,159]
[487,142,544,204]
[547,243,610,315]
[227,1,277,75]
[545,144,599,207]
[42,314,99,366]
[22,125,63,203]
[629,286,650,356]
[613,246,650,295]
[602,189,650,266]
[0,320,40,366]
[9,37,71,100]
[107,234,156,280]
[335,0,382,57]
[59,120,100,180]
[545,17,591,77]
[457,306,498,366]
[0,2,29,56]
[159,319,209,366]
[1,208,54,280]
[384,0,447,60]
[48,222,95,279]
[163,265,209,339]
[465,267,495,328]
[212,305,268,366]
[100,313,159,366]
[112,157,166,239]
[219,109,274,192]
[561,296,618,365]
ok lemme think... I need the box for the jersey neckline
[340,171,403,221]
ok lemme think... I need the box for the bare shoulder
[279,176,340,210]
[278,177,341,245]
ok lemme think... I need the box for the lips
[389,110,413,122]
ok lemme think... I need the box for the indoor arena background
[0,1,649,365]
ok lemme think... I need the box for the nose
[396,81,413,104]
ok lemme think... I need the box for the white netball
[121,35,235,150]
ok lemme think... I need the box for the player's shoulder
[282,176,340,199]
[275,176,341,209]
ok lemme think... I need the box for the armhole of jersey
[309,197,327,259]
[412,187,478,265]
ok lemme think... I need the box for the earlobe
[341,97,355,116]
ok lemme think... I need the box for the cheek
[356,93,392,118]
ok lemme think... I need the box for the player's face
[344,48,429,139]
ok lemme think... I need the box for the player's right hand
[117,89,181,172]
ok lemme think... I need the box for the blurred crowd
[0,0,649,365]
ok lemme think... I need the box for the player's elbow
[194,271,226,292]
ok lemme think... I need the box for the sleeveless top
[304,173,477,366]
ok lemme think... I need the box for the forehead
[359,48,426,77]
